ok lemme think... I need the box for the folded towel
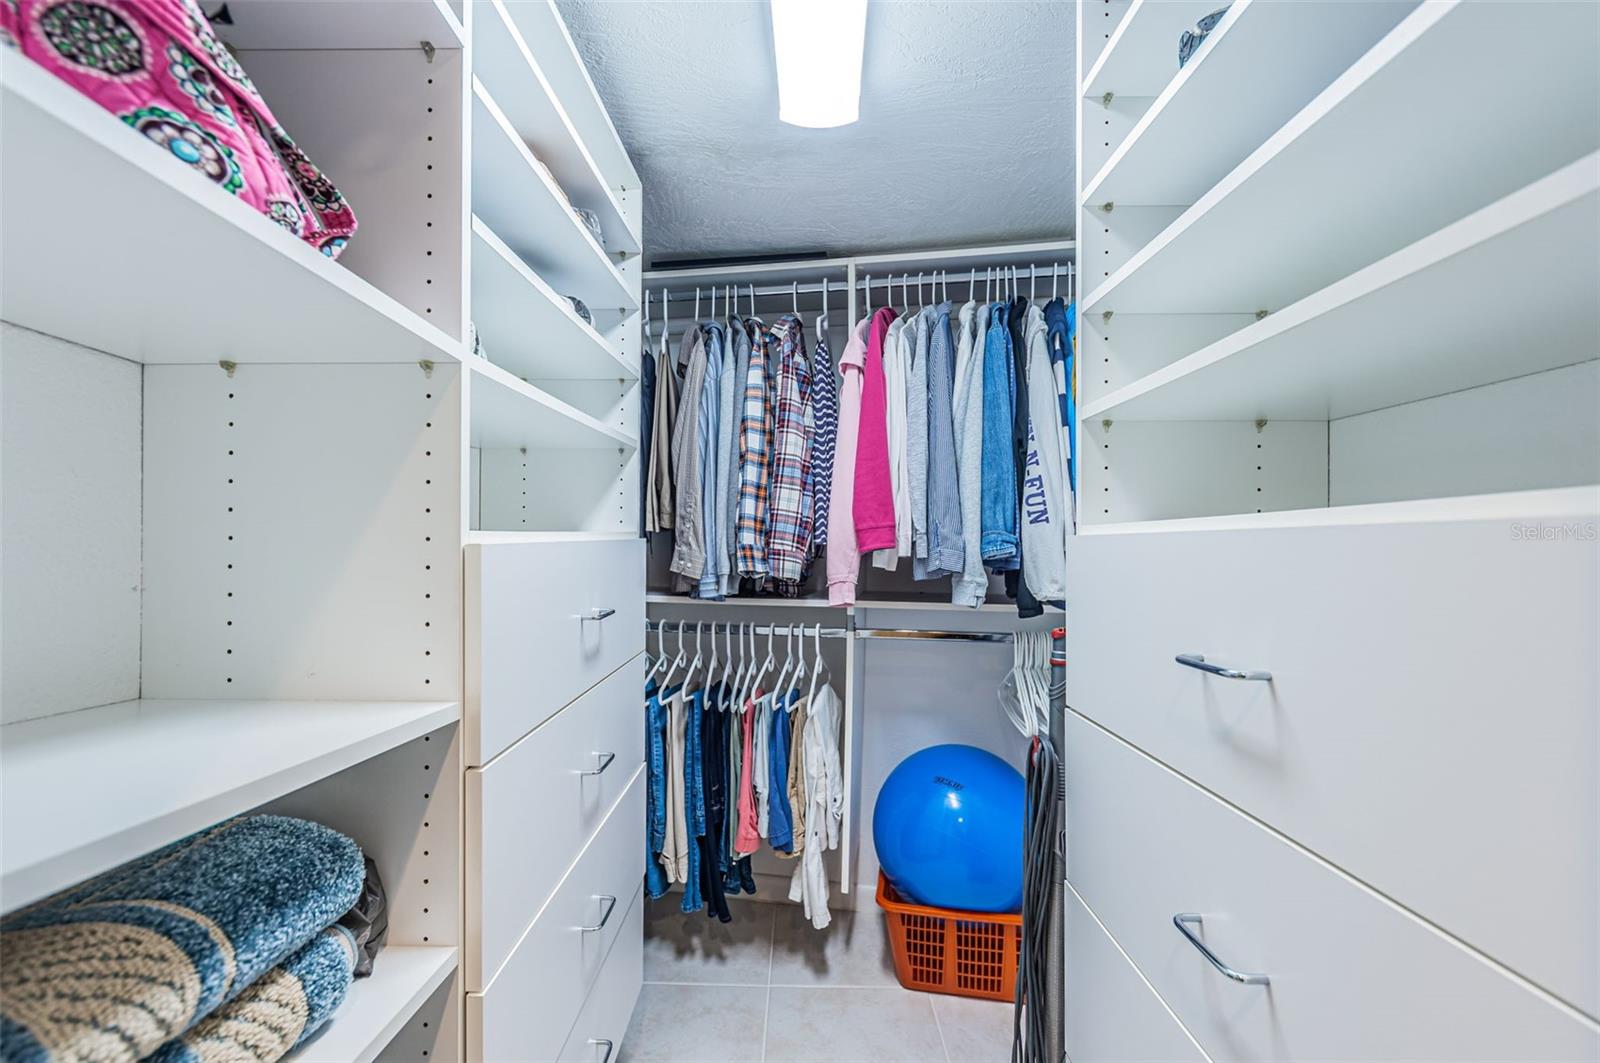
[147,925,358,1063]
[1,815,365,1063]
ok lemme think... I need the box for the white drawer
[465,538,644,764]
[466,659,643,989]
[1066,886,1206,1063]
[559,888,644,1063]
[468,769,644,1062]
[1067,505,1599,1013]
[1065,711,1600,1060]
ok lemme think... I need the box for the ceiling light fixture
[770,0,868,129]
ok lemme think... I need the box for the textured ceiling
[557,0,1077,266]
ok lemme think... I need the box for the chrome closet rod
[647,279,847,300]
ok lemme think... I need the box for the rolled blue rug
[0,815,365,1063]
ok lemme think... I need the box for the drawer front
[559,888,644,1063]
[1067,506,1598,1012]
[469,769,644,1061]
[466,538,644,764]
[1067,887,1207,1063]
[1065,711,1600,1061]
[467,659,643,989]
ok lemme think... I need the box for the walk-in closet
[1,1,1595,1062]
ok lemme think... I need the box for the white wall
[1,326,142,723]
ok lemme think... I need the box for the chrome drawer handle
[582,607,617,622]
[1173,914,1269,985]
[589,1038,615,1063]
[580,895,618,933]
[580,751,616,776]
[1176,653,1272,682]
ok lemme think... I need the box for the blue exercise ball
[873,744,1024,913]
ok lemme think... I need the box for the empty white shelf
[290,946,458,1063]
[495,0,640,201]
[471,78,636,314]
[1085,153,1600,422]
[0,53,461,367]
[1082,0,1413,206]
[473,0,639,255]
[469,530,638,545]
[215,0,464,50]
[471,218,634,382]
[468,359,636,451]
[0,698,460,911]
[1084,0,1600,315]
[1081,0,1226,102]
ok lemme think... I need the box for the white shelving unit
[1075,0,1600,526]
[293,946,459,1063]
[1068,5,1600,1057]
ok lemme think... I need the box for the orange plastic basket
[875,873,1021,1002]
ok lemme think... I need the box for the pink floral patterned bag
[1,0,358,257]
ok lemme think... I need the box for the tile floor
[618,896,1014,1063]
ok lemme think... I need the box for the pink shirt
[826,318,871,605]
[735,695,761,857]
[853,307,900,553]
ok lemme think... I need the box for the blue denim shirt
[980,303,1019,562]
[767,691,795,853]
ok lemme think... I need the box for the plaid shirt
[809,334,838,552]
[735,318,773,577]
[767,315,813,583]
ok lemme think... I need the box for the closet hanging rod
[642,622,1016,644]
[647,279,847,300]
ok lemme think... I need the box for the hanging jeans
[644,683,671,900]
[698,685,732,922]
[681,688,707,913]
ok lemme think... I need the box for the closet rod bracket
[420,40,436,63]
[218,359,236,378]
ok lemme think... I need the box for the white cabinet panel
[1067,887,1207,1063]
[1067,504,1599,1013]
[466,659,642,988]
[469,771,643,1061]
[465,538,644,764]
[1065,712,1600,1060]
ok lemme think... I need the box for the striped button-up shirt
[809,334,839,552]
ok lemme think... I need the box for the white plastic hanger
[683,621,706,690]
[806,624,830,707]
[705,620,720,691]
[646,619,670,683]
[662,621,687,689]
[719,623,736,697]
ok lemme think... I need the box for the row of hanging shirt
[640,264,1077,618]
[644,622,844,930]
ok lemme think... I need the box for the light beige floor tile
[643,895,775,986]
[768,905,899,988]
[617,983,768,1063]
[930,994,1016,1063]
[763,987,945,1063]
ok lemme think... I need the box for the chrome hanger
[816,277,830,336]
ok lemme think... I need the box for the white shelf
[291,946,458,1063]
[1082,0,1412,207]
[1081,0,1226,101]
[0,53,462,367]
[469,530,638,545]
[1084,153,1600,422]
[215,0,464,50]
[0,698,460,911]
[470,218,633,382]
[1083,0,1600,315]
[467,359,636,451]
[473,0,639,255]
[471,77,636,314]
[1079,484,1600,537]
[495,0,640,198]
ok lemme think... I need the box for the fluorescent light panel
[770,0,868,128]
